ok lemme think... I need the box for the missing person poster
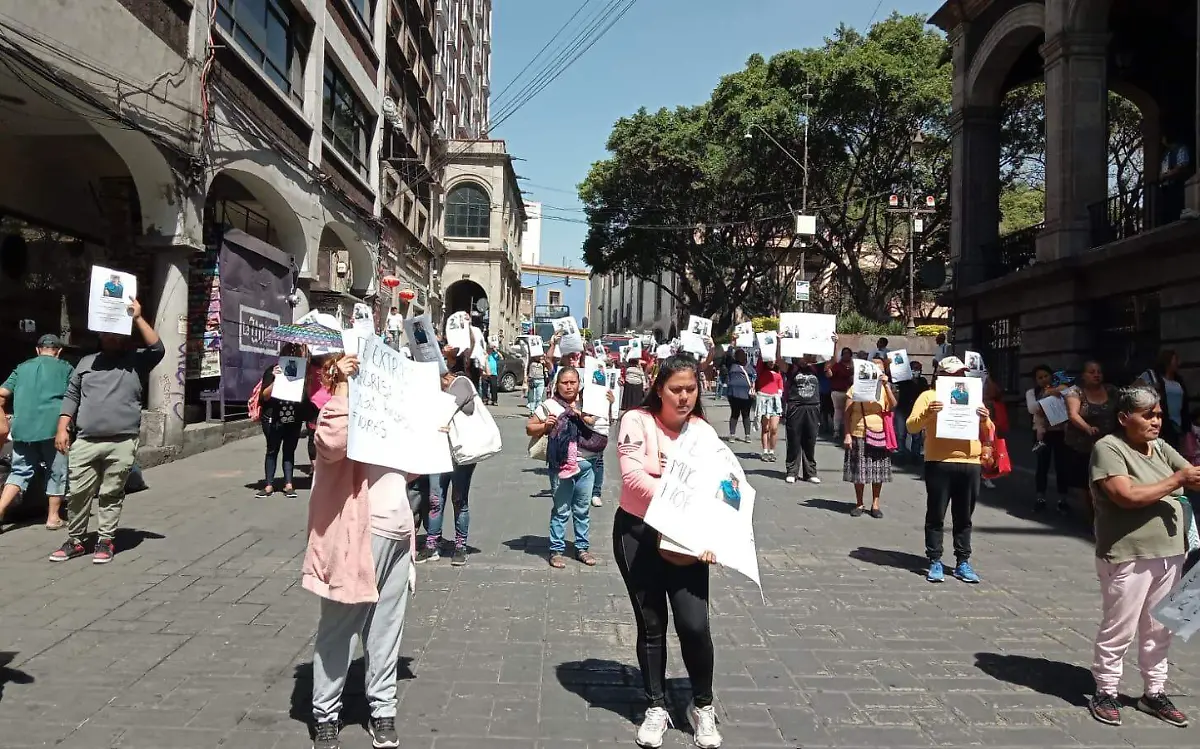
[88,265,137,335]
[777,312,836,360]
[934,375,984,441]
[681,315,712,357]
[272,356,307,402]
[850,359,882,403]
[889,349,913,383]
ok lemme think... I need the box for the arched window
[444,182,490,239]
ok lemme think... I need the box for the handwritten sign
[643,420,762,593]
[1152,561,1200,641]
[935,375,983,441]
[778,312,836,360]
[88,265,137,335]
[445,311,471,352]
[348,335,457,474]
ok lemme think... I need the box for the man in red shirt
[826,347,855,439]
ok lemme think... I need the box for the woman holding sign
[1086,386,1200,728]
[304,353,416,749]
[841,356,896,515]
[614,356,722,749]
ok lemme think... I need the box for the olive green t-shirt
[1090,434,1189,563]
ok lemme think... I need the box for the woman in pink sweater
[303,354,415,749]
[614,355,722,749]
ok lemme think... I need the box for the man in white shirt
[385,307,403,348]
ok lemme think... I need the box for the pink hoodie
[617,409,699,519]
[301,395,414,604]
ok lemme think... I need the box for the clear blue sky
[489,0,938,270]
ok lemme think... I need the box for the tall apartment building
[520,202,543,265]
[432,0,492,139]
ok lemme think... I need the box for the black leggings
[727,397,753,436]
[923,461,981,563]
[613,507,714,709]
[1035,430,1069,496]
[263,420,301,487]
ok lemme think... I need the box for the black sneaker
[49,539,87,563]
[451,547,468,567]
[1138,692,1189,727]
[415,547,440,564]
[369,716,400,748]
[313,720,340,749]
[92,538,115,564]
[1089,692,1122,726]
[1033,497,1047,512]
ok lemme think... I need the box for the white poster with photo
[271,356,307,402]
[756,332,777,362]
[734,322,755,349]
[889,349,914,383]
[88,265,137,335]
[681,315,712,357]
[643,419,761,593]
[581,383,613,419]
[850,359,882,403]
[934,375,984,441]
[605,369,623,409]
[777,312,836,360]
[965,350,986,378]
[1038,394,1070,427]
[553,316,584,354]
[654,344,672,360]
[527,336,545,358]
[348,335,457,474]
[403,314,440,363]
[445,311,471,352]
[350,303,374,338]
[1152,560,1200,642]
[625,338,643,361]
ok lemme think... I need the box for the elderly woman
[1087,386,1200,728]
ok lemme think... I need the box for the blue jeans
[527,379,546,411]
[590,453,605,499]
[549,458,594,553]
[425,463,476,549]
[6,439,68,496]
[894,409,924,459]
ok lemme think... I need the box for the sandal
[576,551,597,566]
[850,506,865,517]
[549,554,567,569]
[255,488,274,498]
[46,519,64,530]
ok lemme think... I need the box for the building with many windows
[590,271,681,341]
[0,0,387,456]
[933,0,1200,396]
[432,0,491,139]
[519,201,543,265]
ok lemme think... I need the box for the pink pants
[1092,555,1183,695]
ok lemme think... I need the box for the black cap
[36,334,64,348]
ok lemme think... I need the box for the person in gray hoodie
[50,297,163,564]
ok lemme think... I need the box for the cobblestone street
[0,393,1196,747]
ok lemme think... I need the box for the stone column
[948,105,1001,288]
[1038,31,1110,261]
[147,248,190,451]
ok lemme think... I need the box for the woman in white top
[1025,364,1071,513]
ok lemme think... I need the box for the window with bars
[216,0,308,104]
[1091,291,1161,384]
[323,61,372,179]
[444,182,490,238]
[979,316,1022,395]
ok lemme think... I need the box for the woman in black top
[256,344,311,498]
[783,353,824,484]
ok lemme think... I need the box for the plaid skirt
[843,436,893,484]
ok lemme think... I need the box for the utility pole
[886,132,934,335]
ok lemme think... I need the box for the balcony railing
[978,221,1041,282]
[1088,175,1187,247]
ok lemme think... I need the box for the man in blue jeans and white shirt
[0,334,74,530]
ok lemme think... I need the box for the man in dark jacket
[894,361,930,465]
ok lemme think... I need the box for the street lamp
[886,130,933,335]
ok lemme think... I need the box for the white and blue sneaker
[954,561,981,584]
[926,560,945,583]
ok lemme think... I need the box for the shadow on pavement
[556,658,693,725]
[111,528,165,553]
[974,652,1091,707]
[502,535,555,558]
[242,475,314,492]
[848,546,929,575]
[0,652,34,702]
[801,497,858,514]
[289,657,415,730]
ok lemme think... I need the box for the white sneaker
[689,705,722,748]
[591,496,603,507]
[785,476,796,484]
[636,706,671,748]
[806,476,822,484]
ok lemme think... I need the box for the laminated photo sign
[889,349,913,383]
[934,376,983,441]
[88,265,137,335]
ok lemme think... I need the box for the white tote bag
[445,378,503,465]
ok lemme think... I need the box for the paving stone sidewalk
[0,392,1194,747]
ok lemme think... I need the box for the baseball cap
[938,356,967,373]
[36,334,64,348]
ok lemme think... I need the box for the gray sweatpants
[312,534,412,724]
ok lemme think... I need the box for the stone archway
[322,222,376,297]
[966,3,1046,107]
[205,166,308,263]
[446,279,488,316]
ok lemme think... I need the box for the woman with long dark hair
[1026,364,1071,513]
[614,355,722,749]
[256,343,310,498]
[1137,349,1190,450]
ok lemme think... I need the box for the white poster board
[625,339,643,361]
[965,350,986,378]
[777,313,836,360]
[734,322,755,349]
[348,335,457,474]
[1152,561,1200,642]
[403,314,440,363]
[934,375,984,441]
[272,356,307,402]
[1039,394,1069,427]
[88,265,137,335]
[350,303,374,338]
[526,336,545,358]
[889,349,913,383]
[756,332,777,362]
[581,383,612,419]
[643,419,761,593]
[606,369,623,409]
[850,359,882,403]
[553,316,584,355]
[470,325,488,369]
[445,311,471,352]
[653,344,672,360]
[681,316,712,357]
